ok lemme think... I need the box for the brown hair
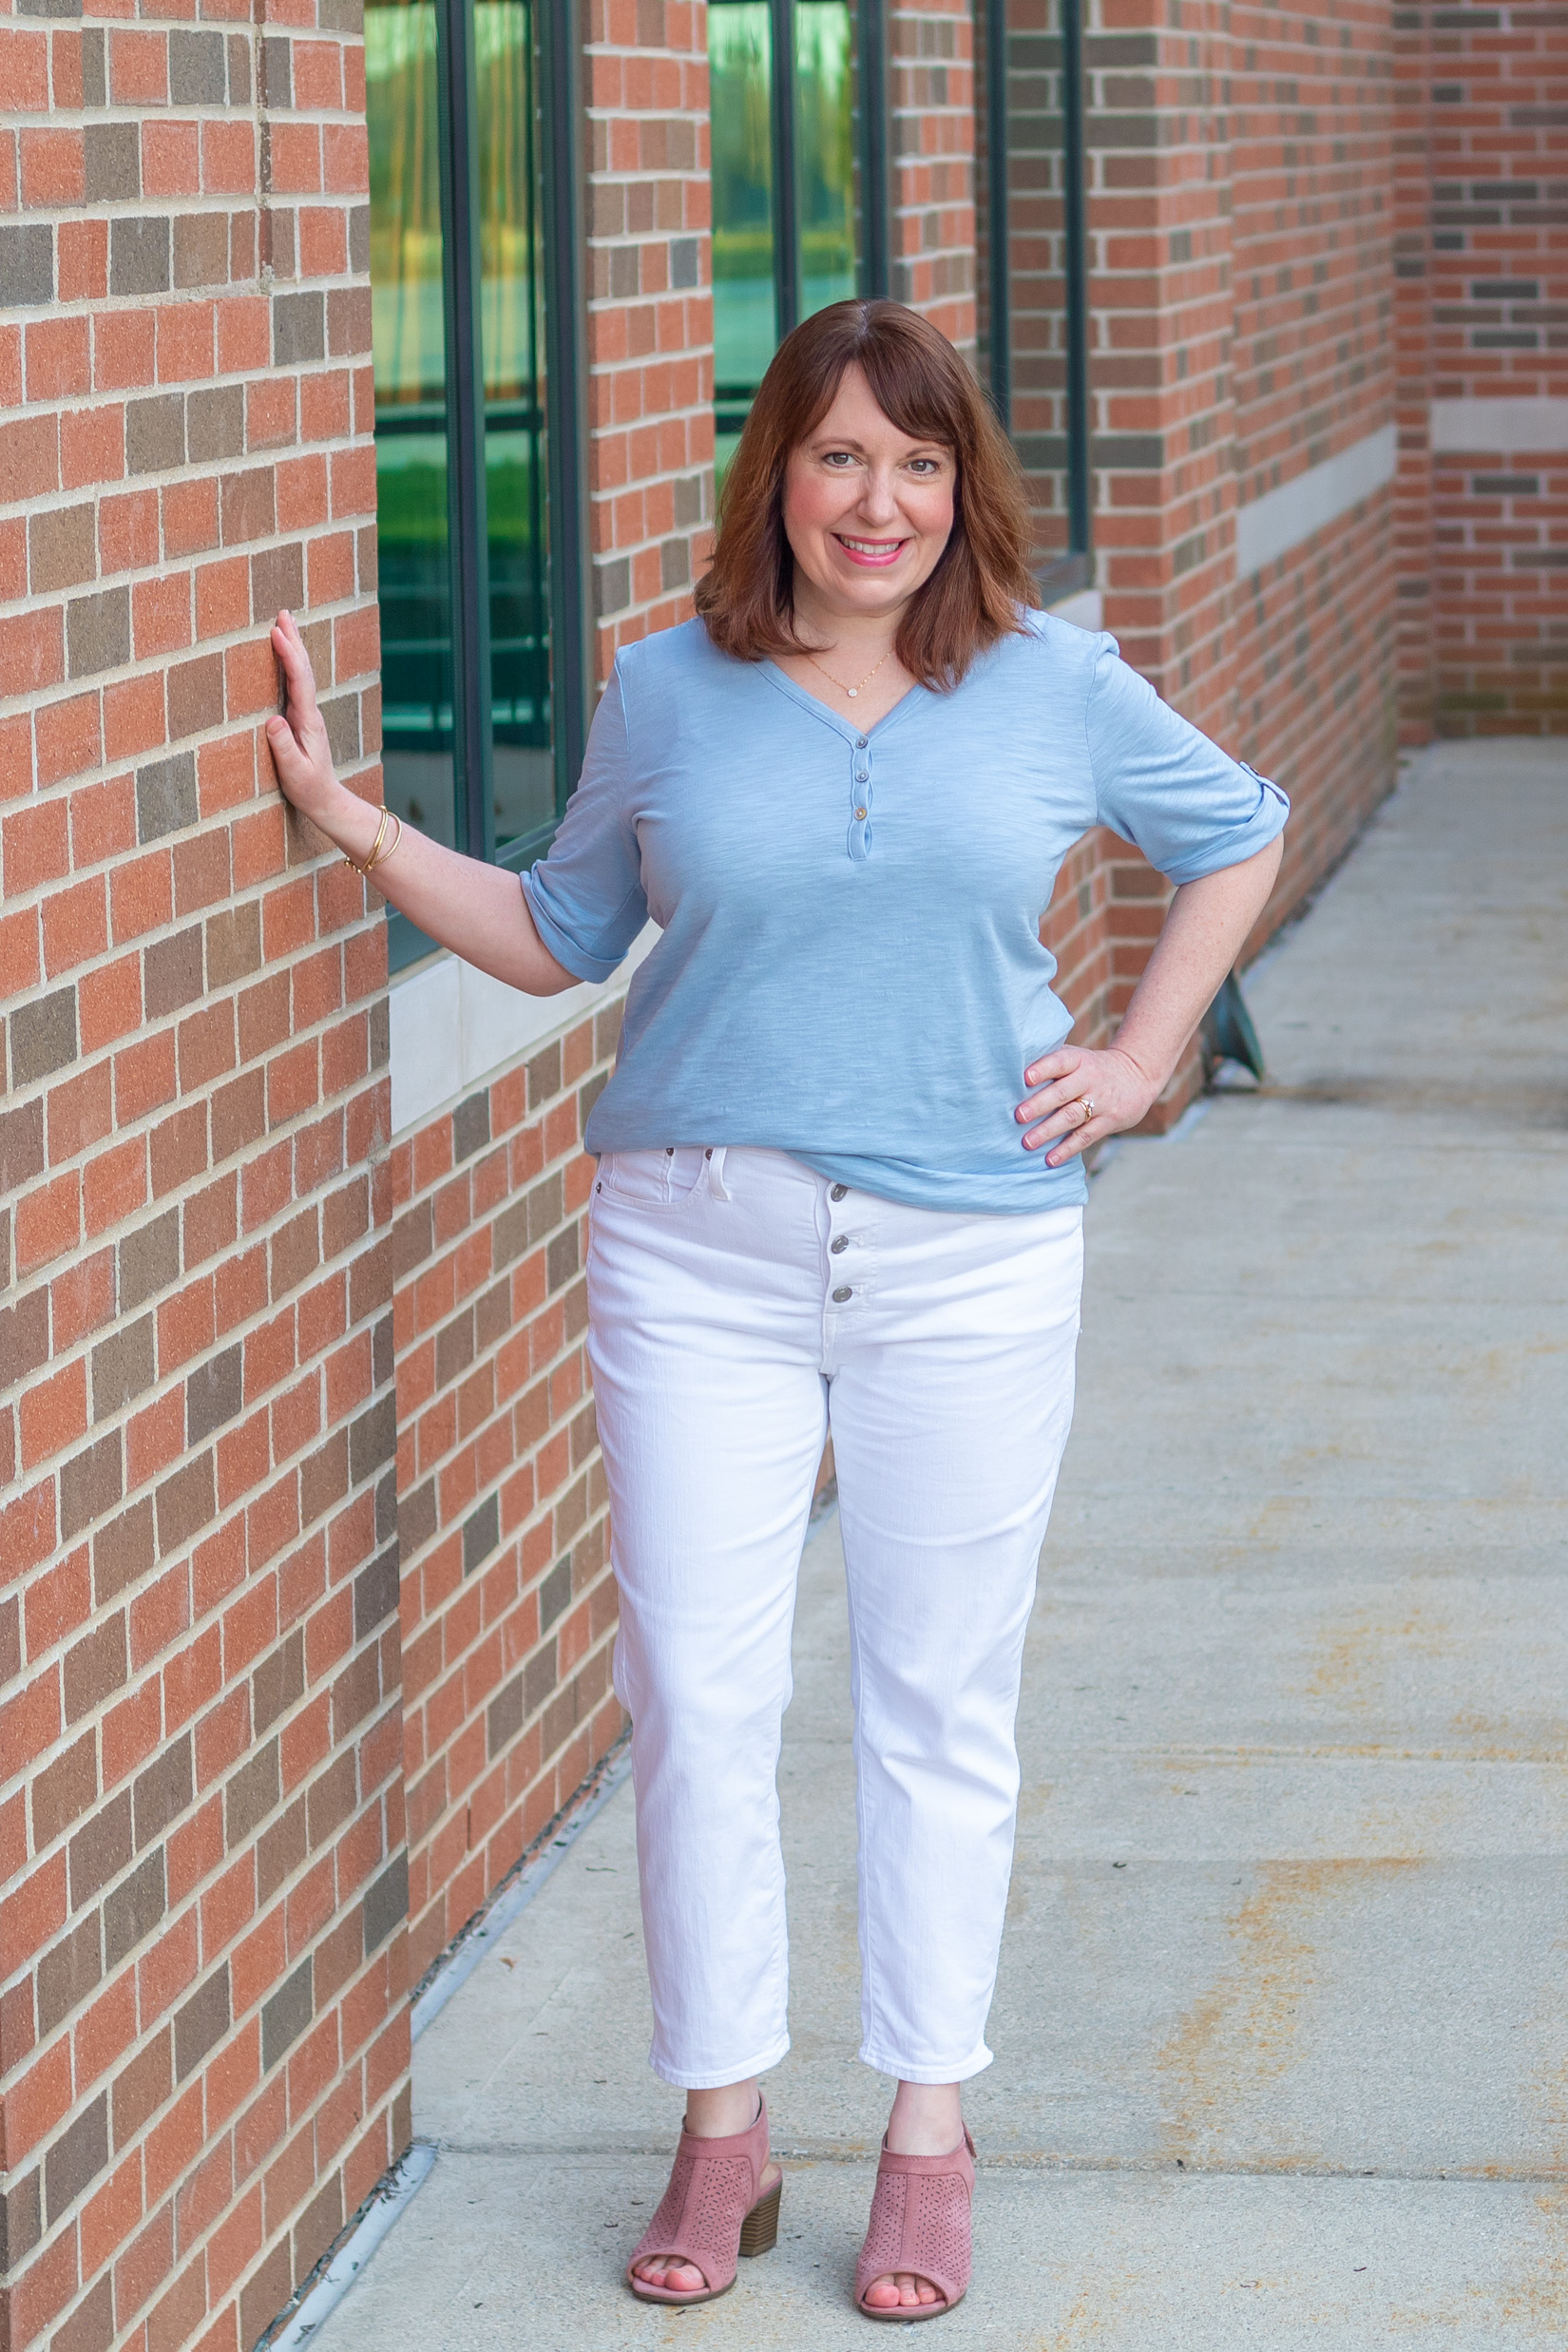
[695,300,1037,689]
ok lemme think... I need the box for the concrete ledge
[1429,395,1568,453]
[389,923,660,1140]
[1234,424,1398,577]
[1047,587,1103,632]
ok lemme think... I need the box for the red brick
[61,405,125,494]
[0,412,60,504]
[109,29,169,104]
[4,794,70,893]
[100,488,162,578]
[104,672,169,766]
[49,1056,118,1176]
[110,851,175,946]
[36,693,104,790]
[79,952,144,1055]
[16,1170,82,1273]
[83,1137,148,1237]
[0,608,65,699]
[27,316,91,403]
[57,218,110,306]
[42,876,108,977]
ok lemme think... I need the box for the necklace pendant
[847,688,858,698]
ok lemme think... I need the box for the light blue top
[522,613,1289,1214]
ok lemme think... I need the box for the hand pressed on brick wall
[265,610,579,997]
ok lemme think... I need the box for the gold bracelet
[364,811,402,875]
[342,806,390,878]
[343,807,404,879]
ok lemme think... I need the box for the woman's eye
[822,450,856,468]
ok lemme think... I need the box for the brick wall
[6,9,1563,2352]
[392,1010,624,1984]
[0,8,408,2352]
[584,0,714,684]
[890,0,978,351]
[1394,0,1566,734]
[1028,0,1405,1090]
[1228,0,1400,898]
[388,0,712,1991]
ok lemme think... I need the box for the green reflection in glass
[477,0,552,851]
[796,2,855,320]
[710,3,776,400]
[367,0,457,900]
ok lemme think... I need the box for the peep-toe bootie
[626,2096,781,2304]
[853,2127,975,2322]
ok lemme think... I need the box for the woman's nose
[855,470,900,523]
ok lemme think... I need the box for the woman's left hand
[1014,1044,1162,1166]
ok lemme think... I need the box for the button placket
[847,736,872,864]
[823,1180,871,1320]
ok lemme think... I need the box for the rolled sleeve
[1087,637,1289,884]
[519,662,648,984]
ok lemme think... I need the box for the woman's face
[781,364,956,623]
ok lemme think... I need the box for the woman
[268,299,1286,2321]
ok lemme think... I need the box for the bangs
[696,301,1036,690]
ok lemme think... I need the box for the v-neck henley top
[521,611,1289,1214]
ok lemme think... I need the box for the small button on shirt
[524,613,1289,1215]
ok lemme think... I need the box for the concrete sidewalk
[318,741,1568,2350]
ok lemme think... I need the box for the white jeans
[586,1145,1082,2089]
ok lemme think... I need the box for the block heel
[626,2095,778,2304]
[738,2174,783,2257]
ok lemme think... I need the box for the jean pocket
[597,1145,709,1210]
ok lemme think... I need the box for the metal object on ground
[1201,967,1266,1081]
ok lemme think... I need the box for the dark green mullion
[856,0,890,297]
[983,0,1010,425]
[536,0,592,832]
[1061,0,1090,556]
[769,0,799,340]
[435,0,494,859]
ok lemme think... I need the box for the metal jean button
[832,1286,852,1303]
[831,1234,849,1254]
[831,1184,849,1201]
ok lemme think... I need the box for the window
[977,0,1090,598]
[367,0,588,969]
[709,0,890,471]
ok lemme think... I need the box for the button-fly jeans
[586,1144,1083,2089]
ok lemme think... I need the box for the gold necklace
[802,645,893,701]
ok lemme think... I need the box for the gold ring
[1080,1097,1096,1121]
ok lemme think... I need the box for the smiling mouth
[833,534,908,564]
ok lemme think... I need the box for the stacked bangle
[343,807,403,880]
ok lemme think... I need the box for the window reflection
[368,0,555,966]
[711,1,776,471]
[367,0,457,860]
[796,4,855,318]
[478,0,553,851]
[710,0,860,477]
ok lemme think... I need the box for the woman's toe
[863,2277,903,2308]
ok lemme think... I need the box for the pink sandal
[853,2127,975,2322]
[625,2095,781,2304]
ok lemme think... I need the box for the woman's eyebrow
[807,436,950,458]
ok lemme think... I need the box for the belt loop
[706,1145,730,1201]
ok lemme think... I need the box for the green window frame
[367,0,590,972]
[710,0,890,468]
[977,0,1092,598]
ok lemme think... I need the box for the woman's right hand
[265,609,349,833]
